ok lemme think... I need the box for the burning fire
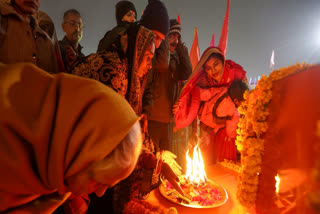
[185,144,207,185]
[275,174,280,194]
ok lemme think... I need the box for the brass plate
[159,178,228,208]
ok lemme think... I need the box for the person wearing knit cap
[140,0,170,48]
[97,0,137,53]
[116,0,137,24]
[71,10,184,214]
[148,17,192,169]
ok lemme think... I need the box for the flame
[275,174,280,194]
[185,144,207,184]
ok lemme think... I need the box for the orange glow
[275,174,280,194]
[185,144,207,184]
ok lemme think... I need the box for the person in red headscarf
[173,0,247,165]
[173,47,247,165]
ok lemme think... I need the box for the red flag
[177,13,181,24]
[209,33,215,47]
[190,27,200,71]
[218,0,230,56]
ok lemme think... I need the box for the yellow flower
[236,63,310,208]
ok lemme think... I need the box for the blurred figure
[0,0,59,73]
[0,62,142,213]
[97,0,137,53]
[35,10,66,73]
[59,9,85,72]
[148,18,192,167]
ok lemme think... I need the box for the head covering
[140,0,169,36]
[127,26,154,114]
[115,0,137,25]
[169,19,181,37]
[0,63,140,212]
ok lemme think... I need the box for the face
[65,165,109,197]
[204,56,224,83]
[62,13,83,44]
[168,33,179,53]
[13,0,41,15]
[121,10,136,23]
[151,30,165,49]
[137,42,155,78]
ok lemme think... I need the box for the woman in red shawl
[174,0,247,165]
[174,46,247,165]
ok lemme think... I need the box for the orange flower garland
[235,63,312,208]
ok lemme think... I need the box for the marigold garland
[235,62,312,208]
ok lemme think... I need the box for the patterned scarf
[127,26,154,115]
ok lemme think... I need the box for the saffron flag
[177,13,181,24]
[190,27,200,71]
[209,33,215,47]
[218,0,230,56]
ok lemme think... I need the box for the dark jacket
[0,1,59,74]
[96,21,130,54]
[59,36,85,73]
[149,39,192,123]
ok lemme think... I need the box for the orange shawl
[0,63,139,212]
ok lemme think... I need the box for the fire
[185,144,207,184]
[275,174,280,194]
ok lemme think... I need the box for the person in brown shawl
[0,62,143,213]
[71,1,183,213]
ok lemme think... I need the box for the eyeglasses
[65,21,84,29]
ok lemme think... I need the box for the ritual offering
[159,145,228,208]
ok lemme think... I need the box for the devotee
[148,19,192,165]
[72,0,169,125]
[174,47,247,165]
[0,62,142,213]
[0,0,59,74]
[173,0,247,165]
[71,0,182,212]
[97,0,137,53]
[59,9,85,72]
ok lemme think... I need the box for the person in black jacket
[97,0,137,53]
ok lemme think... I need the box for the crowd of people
[0,0,248,213]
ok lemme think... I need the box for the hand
[176,38,187,55]
[161,150,182,177]
[161,162,185,196]
[140,114,148,134]
[172,101,181,115]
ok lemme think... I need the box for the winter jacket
[96,22,130,54]
[59,36,85,73]
[149,39,192,123]
[0,0,59,74]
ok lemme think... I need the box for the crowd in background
[0,0,248,213]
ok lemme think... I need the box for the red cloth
[215,128,237,162]
[175,47,246,129]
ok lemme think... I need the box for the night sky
[41,0,320,78]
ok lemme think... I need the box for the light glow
[185,144,207,185]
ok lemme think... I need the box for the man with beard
[148,18,192,160]
[59,9,85,73]
[0,0,60,74]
